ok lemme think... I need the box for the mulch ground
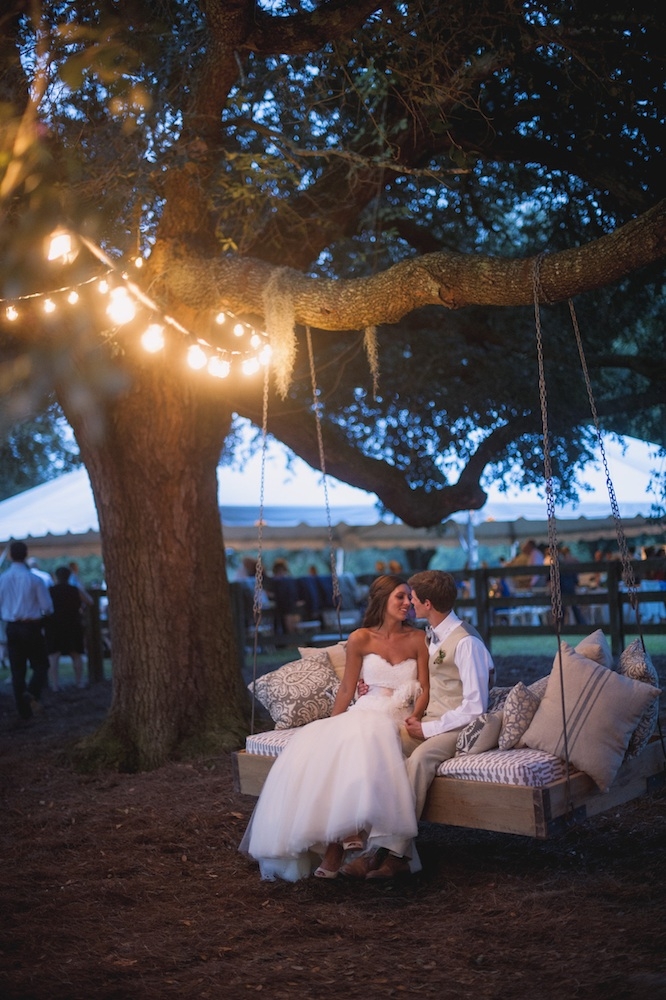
[1,655,665,1000]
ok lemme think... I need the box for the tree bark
[62,349,250,770]
[149,198,666,327]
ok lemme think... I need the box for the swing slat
[232,735,666,840]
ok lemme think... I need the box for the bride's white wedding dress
[240,654,422,881]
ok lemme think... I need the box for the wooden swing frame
[233,734,665,839]
[233,284,666,839]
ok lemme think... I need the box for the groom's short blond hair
[408,570,457,613]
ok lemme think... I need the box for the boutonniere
[433,647,447,665]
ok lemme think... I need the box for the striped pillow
[522,644,660,792]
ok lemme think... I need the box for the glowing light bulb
[134,257,144,269]
[258,345,272,366]
[67,290,79,304]
[5,305,18,321]
[106,287,136,325]
[242,356,260,375]
[98,279,109,294]
[43,298,56,314]
[215,311,226,324]
[250,333,262,348]
[141,323,165,353]
[233,322,245,337]
[47,228,77,264]
[187,344,207,369]
[208,356,231,378]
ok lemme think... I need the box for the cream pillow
[575,628,613,669]
[522,644,661,791]
[456,712,503,755]
[528,675,549,700]
[299,641,348,680]
[249,653,340,729]
[498,683,541,750]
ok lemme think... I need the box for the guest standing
[0,541,53,719]
[46,566,93,690]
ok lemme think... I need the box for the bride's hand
[405,716,425,740]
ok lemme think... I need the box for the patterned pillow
[488,686,513,712]
[617,639,661,758]
[456,712,503,755]
[249,653,340,729]
[299,641,348,680]
[499,683,542,750]
[522,643,661,791]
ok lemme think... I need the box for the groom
[342,569,495,879]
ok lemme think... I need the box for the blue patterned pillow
[456,712,503,755]
[617,639,660,758]
[249,654,340,729]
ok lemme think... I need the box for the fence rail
[82,558,665,680]
[234,557,665,666]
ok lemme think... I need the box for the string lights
[0,228,273,380]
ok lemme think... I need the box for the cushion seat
[245,728,570,788]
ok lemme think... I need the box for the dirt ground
[1,654,665,1000]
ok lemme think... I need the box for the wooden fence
[82,558,665,680]
[233,557,665,668]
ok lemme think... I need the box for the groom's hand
[357,680,369,698]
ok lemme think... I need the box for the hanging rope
[532,254,575,816]
[305,325,343,635]
[568,300,665,761]
[249,364,271,736]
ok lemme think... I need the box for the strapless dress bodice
[350,654,420,722]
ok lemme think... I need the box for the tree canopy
[2,1,665,516]
[0,1,664,767]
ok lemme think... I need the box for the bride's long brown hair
[361,574,411,630]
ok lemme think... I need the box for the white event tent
[0,434,663,560]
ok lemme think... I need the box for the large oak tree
[1,1,664,768]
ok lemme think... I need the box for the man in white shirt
[27,557,54,587]
[342,569,494,880]
[402,570,494,813]
[0,541,54,719]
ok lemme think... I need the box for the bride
[239,575,430,881]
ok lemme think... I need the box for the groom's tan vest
[422,620,483,724]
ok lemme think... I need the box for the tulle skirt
[239,709,420,881]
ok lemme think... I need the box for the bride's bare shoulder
[346,627,374,651]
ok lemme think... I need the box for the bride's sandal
[313,842,344,879]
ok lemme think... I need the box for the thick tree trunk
[62,351,250,771]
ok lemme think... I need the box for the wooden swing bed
[233,731,665,840]
[233,280,666,840]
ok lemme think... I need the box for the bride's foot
[314,842,344,879]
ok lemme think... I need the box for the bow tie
[425,625,438,644]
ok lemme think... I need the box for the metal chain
[305,325,343,630]
[533,255,573,811]
[533,254,563,627]
[568,299,642,628]
[249,365,271,735]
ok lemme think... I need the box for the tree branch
[150,198,666,329]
